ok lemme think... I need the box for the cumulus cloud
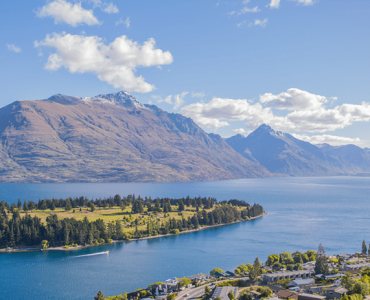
[260,88,329,110]
[250,18,268,27]
[116,17,130,28]
[35,33,173,93]
[36,0,100,27]
[233,128,246,134]
[7,44,21,53]
[102,2,119,13]
[267,0,281,8]
[291,133,362,147]
[180,89,370,132]
[174,92,188,109]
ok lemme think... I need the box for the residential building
[263,270,314,283]
[245,290,261,299]
[324,287,348,300]
[341,263,370,271]
[289,278,315,288]
[276,290,299,300]
[211,287,238,300]
[298,293,326,300]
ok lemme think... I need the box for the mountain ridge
[0,91,272,182]
[225,124,370,176]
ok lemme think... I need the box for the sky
[1,0,369,147]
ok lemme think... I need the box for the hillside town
[98,242,370,300]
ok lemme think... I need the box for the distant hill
[225,124,370,176]
[0,92,271,182]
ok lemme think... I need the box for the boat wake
[71,251,109,258]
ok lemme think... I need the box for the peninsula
[0,195,264,251]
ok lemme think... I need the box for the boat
[105,251,109,254]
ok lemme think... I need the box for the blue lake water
[1,177,370,300]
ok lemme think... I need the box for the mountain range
[225,124,370,177]
[0,91,271,182]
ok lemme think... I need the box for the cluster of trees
[362,240,370,255]
[234,257,263,280]
[140,204,264,238]
[0,195,219,213]
[265,250,316,271]
[0,208,124,248]
[339,269,370,300]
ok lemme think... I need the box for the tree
[178,200,185,212]
[95,291,105,300]
[215,297,222,300]
[210,268,224,276]
[315,243,329,275]
[179,276,192,288]
[65,199,72,211]
[205,285,211,295]
[249,257,261,280]
[41,240,49,249]
[238,291,253,300]
[167,294,176,300]
[353,281,369,297]
[362,240,367,254]
[228,291,235,300]
[341,273,354,290]
[23,201,28,212]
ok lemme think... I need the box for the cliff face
[0,92,271,182]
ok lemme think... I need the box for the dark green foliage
[362,240,367,254]
[95,291,106,300]
[315,243,329,275]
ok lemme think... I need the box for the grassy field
[20,205,231,233]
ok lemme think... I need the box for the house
[323,274,344,280]
[289,278,315,288]
[324,287,348,300]
[276,290,299,300]
[340,263,370,271]
[262,270,314,283]
[309,286,326,294]
[298,293,326,300]
[211,287,238,300]
[267,284,285,293]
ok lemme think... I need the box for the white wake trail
[72,252,109,258]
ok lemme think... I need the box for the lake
[1,177,369,300]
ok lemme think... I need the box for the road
[175,277,248,300]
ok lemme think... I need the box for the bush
[93,239,99,245]
[99,238,105,244]
[171,229,180,235]
[64,245,70,248]
[107,239,113,243]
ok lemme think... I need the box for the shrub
[171,229,180,235]
[99,238,105,244]
[93,239,99,245]
[107,239,113,243]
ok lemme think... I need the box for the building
[309,286,326,294]
[298,293,326,300]
[276,290,299,300]
[212,287,238,300]
[324,287,348,300]
[341,263,370,271]
[289,278,315,288]
[263,270,314,283]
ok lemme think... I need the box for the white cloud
[229,5,260,16]
[35,33,173,93]
[36,0,100,27]
[250,18,268,27]
[102,2,119,13]
[237,20,247,28]
[152,95,172,104]
[180,89,370,133]
[192,92,205,98]
[233,128,246,134]
[291,0,315,6]
[7,44,21,53]
[116,17,130,28]
[267,0,281,8]
[174,92,188,109]
[291,133,362,147]
[260,88,329,110]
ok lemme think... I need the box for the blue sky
[1,0,369,147]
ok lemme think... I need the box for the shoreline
[0,212,266,253]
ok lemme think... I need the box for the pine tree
[65,199,72,211]
[362,240,367,254]
[95,291,105,300]
[315,243,329,275]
